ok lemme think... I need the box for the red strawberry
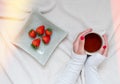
[36,25,45,36]
[45,28,52,36]
[42,35,51,44]
[31,38,41,49]
[28,29,36,38]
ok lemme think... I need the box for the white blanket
[0,0,120,84]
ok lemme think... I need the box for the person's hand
[98,34,109,57]
[85,34,109,68]
[73,28,92,55]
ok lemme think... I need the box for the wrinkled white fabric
[0,0,120,84]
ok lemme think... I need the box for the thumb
[103,34,109,57]
[77,28,92,54]
[78,36,85,54]
[98,45,104,55]
[79,28,92,48]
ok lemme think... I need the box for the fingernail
[103,45,107,49]
[80,36,84,40]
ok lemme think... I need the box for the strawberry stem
[31,44,38,49]
[29,29,34,33]
[47,28,52,32]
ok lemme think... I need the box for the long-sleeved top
[55,51,106,84]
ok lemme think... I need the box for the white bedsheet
[0,0,120,84]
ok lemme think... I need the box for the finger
[73,32,83,53]
[79,28,93,48]
[98,46,104,55]
[74,31,84,44]
[73,43,79,53]
[98,34,107,55]
[77,39,85,54]
[80,28,93,37]
[73,28,92,53]
[103,34,108,46]
[74,28,92,43]
[102,34,109,57]
[77,28,93,54]
[73,33,82,53]
[103,47,109,56]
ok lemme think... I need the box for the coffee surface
[84,33,102,53]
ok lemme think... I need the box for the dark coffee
[84,33,102,53]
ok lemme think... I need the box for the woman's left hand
[98,34,109,57]
[73,28,92,55]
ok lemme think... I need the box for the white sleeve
[85,53,106,84]
[55,51,87,84]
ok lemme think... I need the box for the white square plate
[13,11,67,66]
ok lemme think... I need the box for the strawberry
[31,38,41,49]
[28,29,36,38]
[36,25,45,36]
[42,35,51,44]
[45,28,52,36]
